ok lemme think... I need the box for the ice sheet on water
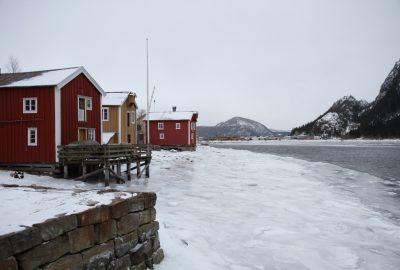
[1,146,400,269]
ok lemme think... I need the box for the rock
[0,256,17,270]
[81,241,115,269]
[127,195,144,213]
[110,200,129,219]
[116,213,139,236]
[139,208,156,226]
[94,220,116,245]
[0,236,13,260]
[42,254,84,270]
[114,231,138,258]
[76,206,110,227]
[17,235,69,270]
[113,254,131,270]
[34,215,77,241]
[68,226,95,253]
[9,227,42,254]
[152,248,164,264]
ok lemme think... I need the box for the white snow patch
[102,132,115,144]
[0,68,79,87]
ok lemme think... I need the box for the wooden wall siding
[121,94,137,144]
[102,106,119,133]
[149,120,189,146]
[190,121,196,145]
[0,87,56,163]
[61,74,102,145]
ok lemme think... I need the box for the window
[127,134,131,143]
[191,122,196,130]
[87,129,96,141]
[23,98,37,113]
[159,133,164,140]
[86,97,92,110]
[78,96,92,121]
[27,128,37,146]
[176,123,181,129]
[102,107,109,121]
[130,111,136,124]
[78,97,86,121]
[191,133,194,140]
[158,122,164,130]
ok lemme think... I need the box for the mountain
[352,59,400,137]
[198,117,274,138]
[291,95,368,137]
[292,58,400,138]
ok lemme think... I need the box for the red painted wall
[0,87,55,163]
[146,117,197,146]
[148,120,190,146]
[61,74,102,145]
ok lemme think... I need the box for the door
[79,129,87,141]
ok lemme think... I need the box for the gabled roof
[147,111,198,121]
[103,91,137,106]
[0,66,105,95]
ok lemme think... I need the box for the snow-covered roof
[0,66,105,95]
[147,111,198,121]
[103,92,136,106]
[102,132,116,144]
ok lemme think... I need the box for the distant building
[102,92,137,144]
[0,67,104,163]
[145,107,198,150]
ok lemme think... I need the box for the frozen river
[212,140,400,188]
[1,144,400,269]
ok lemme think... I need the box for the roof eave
[57,66,105,95]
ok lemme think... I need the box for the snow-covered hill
[198,117,274,138]
[291,95,368,137]
[354,59,400,137]
[293,58,400,138]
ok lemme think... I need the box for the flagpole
[146,38,150,145]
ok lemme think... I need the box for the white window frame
[78,96,91,122]
[158,122,164,130]
[176,123,181,129]
[130,111,136,124]
[86,97,92,111]
[191,122,196,130]
[159,133,164,140]
[102,107,109,121]
[27,127,38,146]
[191,133,194,140]
[23,97,38,114]
[88,128,96,141]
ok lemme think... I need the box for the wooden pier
[58,144,152,186]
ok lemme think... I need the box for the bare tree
[6,56,21,73]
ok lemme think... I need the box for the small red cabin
[145,110,198,150]
[0,67,105,164]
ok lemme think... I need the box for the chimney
[172,106,177,112]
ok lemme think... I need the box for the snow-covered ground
[1,145,400,269]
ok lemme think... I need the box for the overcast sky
[1,0,399,130]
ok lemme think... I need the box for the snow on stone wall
[0,192,163,270]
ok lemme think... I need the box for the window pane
[79,98,85,109]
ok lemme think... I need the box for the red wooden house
[145,108,198,150]
[0,67,105,164]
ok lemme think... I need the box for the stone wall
[0,192,164,270]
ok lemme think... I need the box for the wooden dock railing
[58,144,152,186]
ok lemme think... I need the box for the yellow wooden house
[102,92,137,144]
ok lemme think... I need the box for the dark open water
[213,141,400,184]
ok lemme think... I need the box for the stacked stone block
[0,192,164,270]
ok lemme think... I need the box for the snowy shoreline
[1,146,400,269]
